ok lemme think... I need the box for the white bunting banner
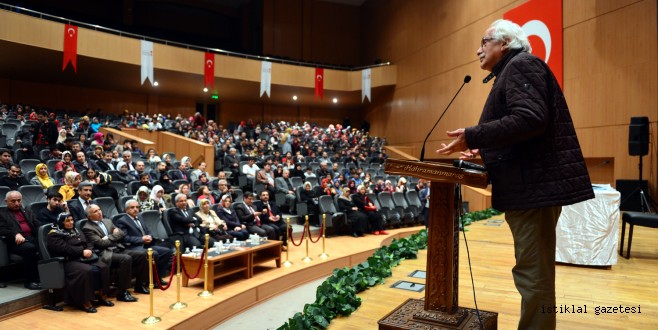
[260,61,272,98]
[362,68,371,102]
[141,40,154,85]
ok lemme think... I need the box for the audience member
[30,163,55,189]
[234,192,277,240]
[0,164,29,190]
[0,191,41,289]
[336,187,369,238]
[82,204,148,302]
[47,213,112,313]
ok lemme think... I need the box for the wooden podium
[378,158,498,329]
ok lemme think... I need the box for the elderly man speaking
[438,20,593,329]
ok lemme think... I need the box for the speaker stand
[621,155,652,213]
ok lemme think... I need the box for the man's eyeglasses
[481,37,496,48]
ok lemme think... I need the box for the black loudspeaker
[628,117,649,156]
[616,179,648,211]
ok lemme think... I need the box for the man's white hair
[489,19,532,52]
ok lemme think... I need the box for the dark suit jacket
[167,207,199,235]
[0,207,39,239]
[82,218,126,265]
[115,214,152,249]
[96,160,114,172]
[0,176,30,190]
[253,200,281,225]
[169,169,188,182]
[233,202,259,226]
[73,160,100,173]
[68,198,97,221]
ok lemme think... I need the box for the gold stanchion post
[198,234,213,297]
[302,215,312,263]
[319,213,328,259]
[141,248,161,324]
[283,218,293,267]
[170,240,188,310]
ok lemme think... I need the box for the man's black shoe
[116,291,138,302]
[134,285,150,294]
[24,282,42,290]
[93,295,115,307]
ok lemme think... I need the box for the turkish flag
[315,68,324,99]
[504,0,563,88]
[62,24,78,72]
[204,52,215,90]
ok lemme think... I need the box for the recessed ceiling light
[153,81,159,86]
[292,95,298,101]
[203,87,208,92]
[332,97,338,103]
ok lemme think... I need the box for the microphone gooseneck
[419,75,471,162]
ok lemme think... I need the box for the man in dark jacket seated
[167,194,215,251]
[253,191,287,245]
[116,199,173,283]
[233,191,277,240]
[0,191,41,289]
[0,164,29,190]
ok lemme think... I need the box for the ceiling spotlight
[292,95,298,101]
[203,87,208,93]
[332,97,338,104]
[153,81,159,86]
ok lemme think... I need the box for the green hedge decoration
[277,207,500,330]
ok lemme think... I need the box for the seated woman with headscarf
[91,132,104,147]
[92,172,119,201]
[149,185,168,212]
[135,186,157,212]
[196,185,216,205]
[337,187,369,238]
[215,194,250,241]
[30,163,55,190]
[55,151,76,173]
[196,198,233,243]
[156,173,177,194]
[113,161,134,184]
[59,171,82,201]
[46,213,113,313]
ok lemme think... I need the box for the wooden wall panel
[363,0,657,196]
[262,0,360,66]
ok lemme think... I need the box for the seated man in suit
[234,191,277,240]
[275,169,297,213]
[68,181,96,221]
[0,191,41,289]
[253,191,288,247]
[82,204,149,302]
[167,194,215,251]
[169,161,189,182]
[116,199,173,284]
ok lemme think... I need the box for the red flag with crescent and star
[204,52,215,90]
[315,67,324,99]
[62,24,78,72]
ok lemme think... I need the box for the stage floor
[2,213,658,330]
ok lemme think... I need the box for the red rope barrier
[153,258,177,290]
[288,225,306,246]
[307,224,323,243]
[180,249,206,279]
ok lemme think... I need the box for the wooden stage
[2,214,658,329]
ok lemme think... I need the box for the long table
[181,240,282,291]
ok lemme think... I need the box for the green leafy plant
[277,208,498,329]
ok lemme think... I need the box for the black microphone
[419,75,471,162]
[453,159,486,172]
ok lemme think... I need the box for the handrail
[0,3,391,71]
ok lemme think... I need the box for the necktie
[98,221,109,236]
[183,209,189,218]
[134,218,145,235]
[249,205,261,226]
[84,200,90,209]
[266,202,274,219]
